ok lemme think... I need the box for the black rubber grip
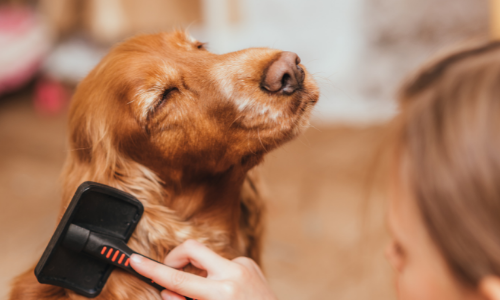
[63,224,193,299]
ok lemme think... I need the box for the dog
[9,30,319,300]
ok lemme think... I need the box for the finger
[161,289,185,300]
[164,240,233,276]
[130,254,217,299]
[480,276,500,299]
[232,257,266,281]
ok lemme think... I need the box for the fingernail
[161,290,172,300]
[131,254,143,264]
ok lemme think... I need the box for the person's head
[387,42,500,300]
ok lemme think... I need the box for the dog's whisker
[308,123,322,132]
[272,133,279,149]
[257,129,267,153]
[246,131,257,155]
[230,114,244,127]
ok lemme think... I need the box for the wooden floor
[0,92,395,300]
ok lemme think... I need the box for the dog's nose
[262,51,304,94]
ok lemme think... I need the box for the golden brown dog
[9,31,319,300]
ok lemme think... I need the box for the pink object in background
[34,77,68,115]
[0,5,51,96]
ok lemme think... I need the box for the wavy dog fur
[9,31,319,300]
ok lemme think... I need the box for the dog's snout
[262,51,304,94]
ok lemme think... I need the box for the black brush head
[35,182,144,298]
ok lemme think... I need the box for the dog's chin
[279,104,314,141]
[248,99,316,152]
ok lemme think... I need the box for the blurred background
[0,0,492,299]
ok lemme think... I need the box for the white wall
[195,0,396,124]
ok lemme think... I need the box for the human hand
[130,240,278,300]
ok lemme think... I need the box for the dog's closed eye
[145,87,178,127]
[195,42,207,50]
[157,87,178,110]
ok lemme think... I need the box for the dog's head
[70,31,319,175]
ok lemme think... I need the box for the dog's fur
[9,31,319,300]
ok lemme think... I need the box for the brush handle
[83,231,165,289]
[63,224,193,300]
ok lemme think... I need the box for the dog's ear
[67,95,97,164]
[59,53,137,205]
[67,52,137,165]
[60,76,120,209]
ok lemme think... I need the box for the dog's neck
[121,135,262,244]
[155,164,250,239]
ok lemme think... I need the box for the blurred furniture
[40,0,203,44]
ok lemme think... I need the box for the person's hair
[395,41,500,286]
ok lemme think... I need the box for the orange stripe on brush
[101,246,107,255]
[112,251,119,262]
[118,253,125,264]
[106,248,113,258]
[125,258,130,267]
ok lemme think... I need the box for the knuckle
[233,265,245,278]
[233,256,254,266]
[169,270,187,290]
[233,256,257,272]
[220,281,239,298]
[232,263,250,281]
[183,239,201,250]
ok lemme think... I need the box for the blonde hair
[395,41,500,286]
